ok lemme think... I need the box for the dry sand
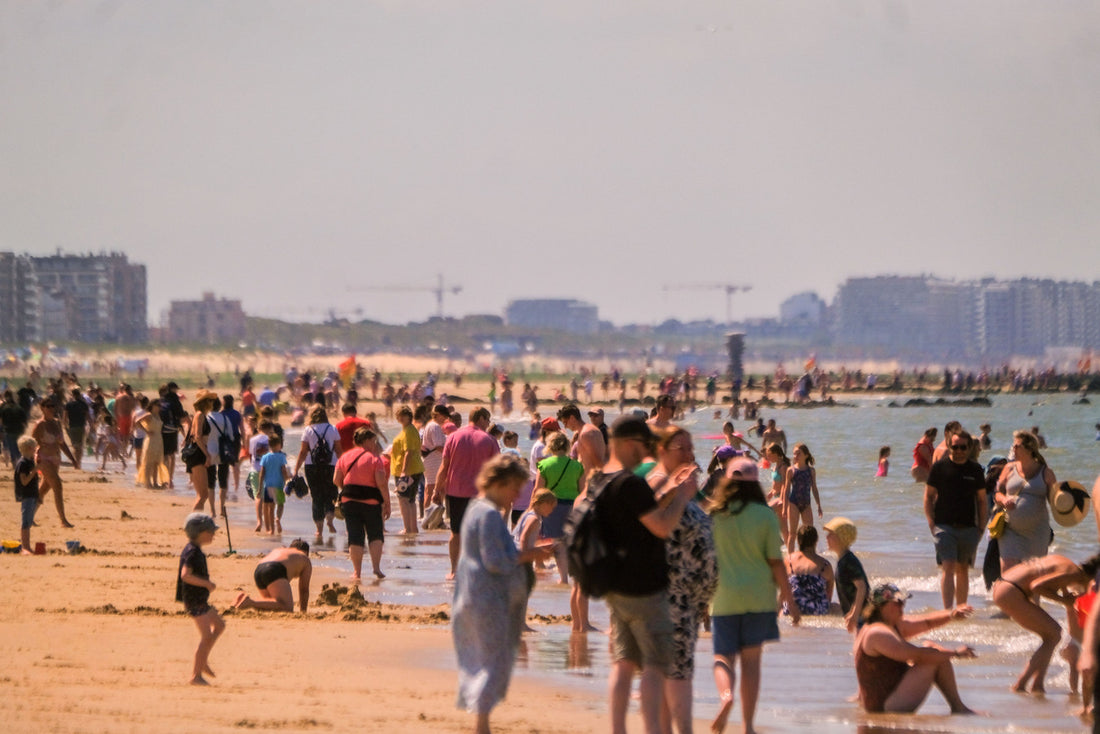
[0,469,626,733]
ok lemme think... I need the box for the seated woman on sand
[854,583,975,714]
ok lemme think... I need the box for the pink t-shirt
[336,447,388,487]
[440,424,500,498]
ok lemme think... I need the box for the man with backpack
[589,415,699,734]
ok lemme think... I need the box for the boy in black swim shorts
[177,513,226,685]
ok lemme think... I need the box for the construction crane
[661,283,753,324]
[349,273,463,318]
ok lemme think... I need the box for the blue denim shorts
[712,612,779,656]
[20,496,38,530]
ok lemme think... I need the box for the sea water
[161,392,1098,732]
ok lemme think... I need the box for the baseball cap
[725,457,759,482]
[540,417,561,432]
[610,415,653,443]
[714,445,739,462]
[587,407,604,417]
[184,512,219,540]
[823,516,858,547]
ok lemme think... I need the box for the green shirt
[537,454,584,501]
[710,502,783,616]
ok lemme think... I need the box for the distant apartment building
[29,251,147,343]
[167,292,247,344]
[505,299,599,335]
[0,253,39,342]
[779,292,826,324]
[0,251,147,344]
[833,275,1100,360]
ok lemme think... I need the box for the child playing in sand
[876,446,890,477]
[176,513,225,685]
[258,433,290,535]
[15,437,38,554]
[514,488,557,572]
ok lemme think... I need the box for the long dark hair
[707,477,767,516]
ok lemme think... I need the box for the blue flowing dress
[452,498,527,714]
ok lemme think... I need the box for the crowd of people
[6,365,1100,733]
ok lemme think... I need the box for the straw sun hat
[1051,480,1091,528]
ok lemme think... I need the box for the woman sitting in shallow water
[854,583,976,714]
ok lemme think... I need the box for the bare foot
[950,706,976,715]
[351,574,361,582]
[313,532,323,541]
[61,520,75,529]
[189,676,209,686]
[275,520,282,532]
[327,522,337,533]
[711,690,733,734]
[373,569,386,579]
[20,548,33,555]
[445,572,455,581]
[203,664,216,678]
[234,592,251,609]
[254,523,262,532]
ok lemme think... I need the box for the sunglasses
[950,444,969,451]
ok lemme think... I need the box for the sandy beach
[0,468,639,733]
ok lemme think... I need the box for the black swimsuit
[254,561,288,589]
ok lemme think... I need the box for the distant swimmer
[234,540,312,613]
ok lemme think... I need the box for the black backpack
[563,472,622,599]
[309,425,334,466]
[210,415,236,464]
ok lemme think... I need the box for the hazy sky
[2,2,1098,326]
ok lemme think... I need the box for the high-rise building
[0,251,148,344]
[0,253,39,342]
[30,252,147,343]
[834,275,1100,360]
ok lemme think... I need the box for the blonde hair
[477,454,530,507]
[546,432,570,454]
[17,436,37,458]
[1013,430,1045,466]
[530,488,558,510]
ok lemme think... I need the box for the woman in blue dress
[452,454,554,733]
